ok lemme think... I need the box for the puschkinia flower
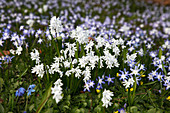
[30,49,40,64]
[102,89,114,108]
[51,79,63,104]
[0,38,4,46]
[27,84,36,96]
[31,63,45,78]
[15,87,25,97]
[16,46,23,55]
[105,74,115,85]
[125,53,137,63]
[49,16,63,36]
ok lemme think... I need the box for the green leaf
[144,81,157,86]
[0,103,4,113]
[29,104,34,111]
[36,83,52,113]
[94,105,101,112]
[20,68,28,77]
[147,108,156,113]
[0,78,4,91]
[158,48,162,59]
[44,108,53,113]
[130,106,138,112]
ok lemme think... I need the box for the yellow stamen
[96,89,100,93]
[140,81,143,85]
[166,96,170,101]
[141,75,146,77]
[116,73,119,77]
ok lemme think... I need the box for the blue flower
[105,74,115,85]
[130,65,141,76]
[15,87,25,97]
[87,80,95,88]
[96,84,102,90]
[154,72,164,82]
[27,84,36,96]
[4,55,14,63]
[119,69,129,81]
[118,108,126,113]
[0,62,2,68]
[96,76,105,88]
[83,82,90,92]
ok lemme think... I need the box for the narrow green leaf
[0,103,4,113]
[29,104,34,111]
[158,49,162,59]
[144,81,157,86]
[20,68,28,77]
[36,83,52,113]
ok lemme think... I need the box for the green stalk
[160,79,163,107]
[128,88,131,109]
[75,42,79,59]
[80,44,85,57]
[73,76,83,94]
[70,63,74,92]
[131,76,137,105]
[25,96,29,112]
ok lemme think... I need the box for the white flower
[51,79,63,104]
[70,26,90,44]
[31,63,45,78]
[9,49,15,55]
[102,89,114,108]
[64,43,77,58]
[30,49,40,64]
[83,66,91,82]
[119,25,130,33]
[125,53,137,63]
[85,41,94,53]
[74,67,82,78]
[122,79,130,89]
[54,78,63,86]
[26,19,34,28]
[128,77,135,86]
[164,27,170,35]
[16,46,23,55]
[43,5,48,12]
[137,48,144,56]
[49,16,63,36]
[63,60,70,68]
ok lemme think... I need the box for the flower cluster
[102,89,114,108]
[51,79,63,103]
[15,84,36,97]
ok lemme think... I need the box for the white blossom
[16,46,23,55]
[49,16,63,36]
[31,63,45,78]
[30,49,40,64]
[51,79,63,104]
[102,89,114,108]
